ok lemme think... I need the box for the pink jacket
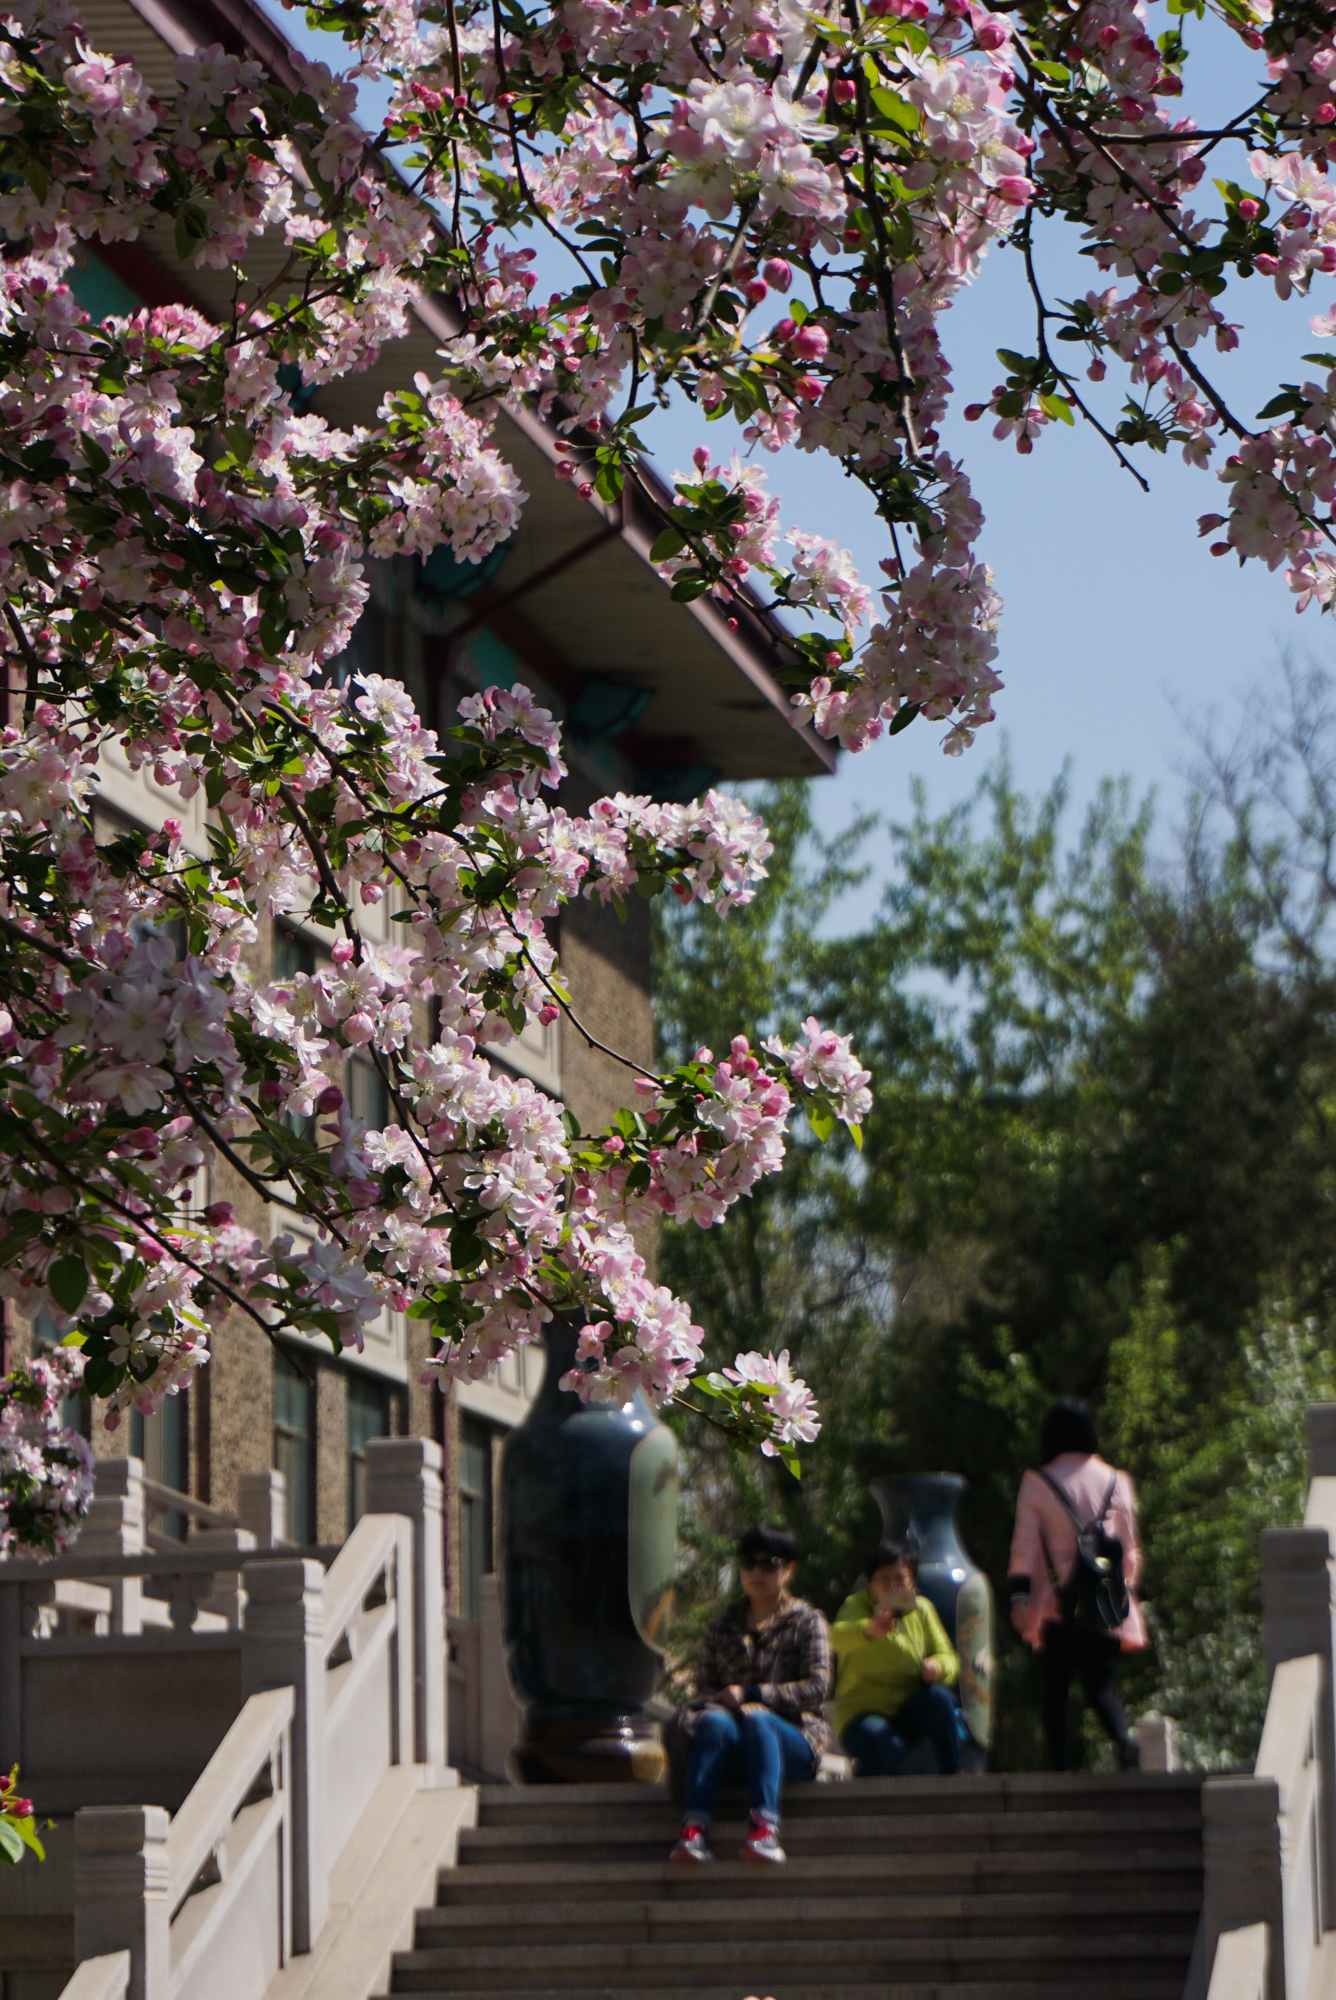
[1008,1452,1147,1651]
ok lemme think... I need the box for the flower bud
[762,258,792,292]
[792,322,828,362]
[1238,197,1260,220]
[831,77,856,103]
[316,1084,345,1113]
[773,317,797,344]
[744,278,768,305]
[204,1202,235,1227]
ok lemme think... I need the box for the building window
[32,1307,89,1436]
[347,1371,393,1530]
[274,1349,316,1545]
[458,1414,498,1625]
[130,1393,190,1539]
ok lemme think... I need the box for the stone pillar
[1262,1525,1336,1925]
[81,1459,144,1635]
[1133,1715,1175,1772]
[1200,1778,1285,2000]
[237,1469,287,1548]
[188,1527,257,1628]
[1308,1405,1336,1479]
[73,1806,170,2000]
[241,1558,327,1950]
[364,1437,447,1770]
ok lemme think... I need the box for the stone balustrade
[1,1437,448,2000]
[1192,1404,1336,2000]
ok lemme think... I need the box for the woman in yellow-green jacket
[831,1541,962,1776]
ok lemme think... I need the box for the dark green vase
[500,1319,680,1784]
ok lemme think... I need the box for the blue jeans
[840,1683,962,1776]
[683,1705,816,1823]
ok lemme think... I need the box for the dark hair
[738,1523,798,1566]
[1040,1396,1100,1462]
[865,1540,918,1581]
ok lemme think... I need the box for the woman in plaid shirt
[670,1523,833,1866]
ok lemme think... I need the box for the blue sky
[260,0,1336,900]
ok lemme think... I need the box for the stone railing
[73,1687,295,2000]
[1191,1405,1336,2000]
[1,1437,446,2000]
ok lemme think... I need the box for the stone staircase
[382,1771,1205,2000]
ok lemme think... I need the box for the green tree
[655,726,1336,1767]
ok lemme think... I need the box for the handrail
[164,1686,294,1912]
[1257,1656,1322,1810]
[1207,1924,1269,2000]
[141,1480,235,1533]
[321,1513,400,1657]
[54,1956,130,2000]
[0,1545,340,1584]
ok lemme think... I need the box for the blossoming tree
[0,0,1328,1552]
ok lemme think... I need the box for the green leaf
[1257,391,1304,419]
[18,1819,44,1861]
[807,1100,836,1143]
[649,528,685,562]
[888,702,920,737]
[869,85,919,131]
[449,1226,487,1271]
[0,1821,23,1867]
[1039,393,1075,426]
[47,1254,87,1314]
[789,299,809,326]
[850,1121,863,1152]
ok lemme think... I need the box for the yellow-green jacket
[830,1588,959,1738]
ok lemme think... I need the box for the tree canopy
[656,685,1336,1764]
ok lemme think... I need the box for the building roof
[77,0,838,786]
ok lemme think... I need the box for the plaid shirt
[686,1594,833,1761]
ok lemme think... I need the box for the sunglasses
[740,1554,787,1572]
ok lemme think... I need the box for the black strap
[1040,1467,1117,1535]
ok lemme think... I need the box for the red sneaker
[739,1812,786,1864]
[669,1822,713,1864]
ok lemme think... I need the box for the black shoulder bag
[1038,1470,1130,1633]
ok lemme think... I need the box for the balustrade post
[237,1468,287,1549]
[364,1436,447,1769]
[73,1805,169,2000]
[81,1459,144,1634]
[1200,1777,1286,2000]
[1262,1524,1336,1926]
[241,1557,328,1950]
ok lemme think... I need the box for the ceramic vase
[500,1319,680,1783]
[869,1470,994,1756]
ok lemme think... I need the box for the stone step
[381,1984,1188,2000]
[437,1847,1204,1905]
[475,1774,1203,1824]
[456,1807,1201,1866]
[389,1930,1195,1992]
[415,1884,1201,1947]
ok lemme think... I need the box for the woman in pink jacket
[1007,1398,1147,1771]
